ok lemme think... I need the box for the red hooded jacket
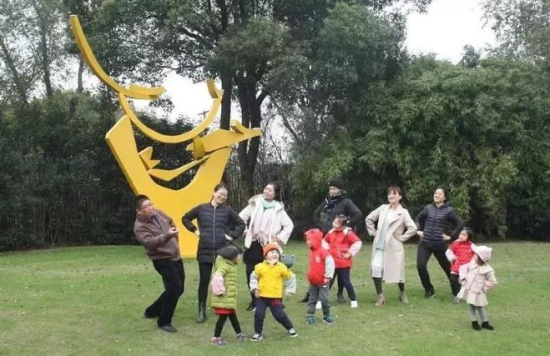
[305,229,332,286]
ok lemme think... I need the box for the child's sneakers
[250,333,264,341]
[481,321,494,330]
[288,328,298,337]
[307,315,315,325]
[236,333,247,341]
[471,321,482,331]
[211,337,227,346]
[322,315,335,324]
[350,300,358,308]
[315,301,322,309]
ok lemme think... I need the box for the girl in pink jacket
[457,246,497,331]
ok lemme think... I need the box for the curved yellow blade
[69,15,165,100]
[185,120,262,152]
[119,79,223,144]
[148,156,209,182]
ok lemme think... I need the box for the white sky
[127,0,497,120]
[406,0,495,62]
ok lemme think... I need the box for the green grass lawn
[1,241,549,356]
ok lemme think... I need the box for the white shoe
[350,300,358,308]
[315,301,322,310]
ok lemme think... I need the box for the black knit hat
[328,178,345,190]
[217,244,242,260]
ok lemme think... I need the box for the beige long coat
[365,204,417,283]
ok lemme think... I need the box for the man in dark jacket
[302,178,363,303]
[134,195,184,333]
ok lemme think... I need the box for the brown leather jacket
[134,209,180,261]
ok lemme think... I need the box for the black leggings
[214,313,242,337]
[198,262,213,305]
[450,273,461,296]
[417,244,451,293]
[373,277,404,294]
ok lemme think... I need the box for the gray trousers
[307,283,330,316]
[469,304,488,322]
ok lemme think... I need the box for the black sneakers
[159,324,177,333]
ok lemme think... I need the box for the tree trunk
[0,34,28,104]
[67,58,84,121]
[77,57,84,93]
[236,77,265,201]
[30,0,53,98]
[219,70,233,129]
[39,25,53,98]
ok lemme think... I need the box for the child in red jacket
[323,215,362,308]
[446,227,477,303]
[304,229,335,324]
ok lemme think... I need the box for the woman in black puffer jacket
[183,183,246,323]
[314,178,362,234]
[415,187,463,299]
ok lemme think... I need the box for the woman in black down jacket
[415,187,463,299]
[182,183,246,323]
[314,178,363,234]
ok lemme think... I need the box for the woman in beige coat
[365,186,417,306]
[239,181,294,311]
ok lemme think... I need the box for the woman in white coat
[239,181,294,311]
[365,186,417,306]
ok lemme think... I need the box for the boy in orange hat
[249,243,297,341]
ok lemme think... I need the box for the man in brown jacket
[134,195,184,333]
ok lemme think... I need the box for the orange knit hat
[263,243,280,257]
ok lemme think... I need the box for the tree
[69,0,432,201]
[0,0,67,103]
[483,0,550,66]
[460,45,481,68]
[291,53,550,238]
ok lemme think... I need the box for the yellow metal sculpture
[70,15,261,257]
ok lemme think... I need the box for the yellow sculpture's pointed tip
[139,147,161,170]
[230,120,262,136]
